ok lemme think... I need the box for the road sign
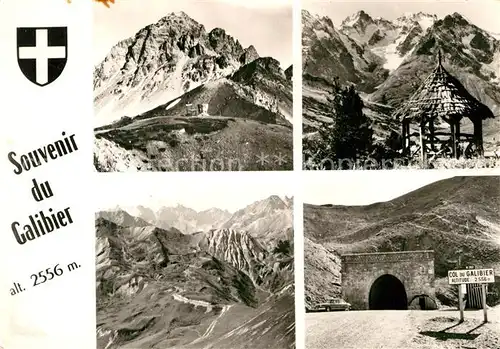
[449,268,495,323]
[448,268,495,285]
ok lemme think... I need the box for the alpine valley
[94,12,293,171]
[302,10,500,156]
[95,195,294,349]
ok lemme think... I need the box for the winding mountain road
[173,293,234,345]
[173,294,213,313]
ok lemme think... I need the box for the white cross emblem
[18,29,66,85]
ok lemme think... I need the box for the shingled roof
[396,52,495,123]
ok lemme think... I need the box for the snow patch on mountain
[372,34,408,71]
[166,97,182,110]
[338,11,438,72]
[314,28,330,41]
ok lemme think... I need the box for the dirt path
[306,309,500,349]
[306,310,419,349]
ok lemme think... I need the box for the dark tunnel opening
[369,274,408,310]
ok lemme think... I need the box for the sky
[93,0,292,68]
[95,172,294,213]
[304,0,500,33]
[303,170,500,206]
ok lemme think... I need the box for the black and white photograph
[303,172,500,349]
[92,0,293,172]
[95,173,294,348]
[302,0,500,170]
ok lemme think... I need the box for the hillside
[302,10,500,155]
[304,237,342,306]
[304,176,500,305]
[94,115,292,171]
[96,197,294,348]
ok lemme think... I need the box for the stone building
[341,250,436,310]
[185,103,209,116]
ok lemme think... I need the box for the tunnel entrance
[369,274,408,310]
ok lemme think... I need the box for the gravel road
[306,308,500,349]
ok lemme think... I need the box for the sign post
[481,283,488,323]
[448,268,495,323]
[458,283,464,322]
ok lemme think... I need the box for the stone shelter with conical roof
[396,51,494,162]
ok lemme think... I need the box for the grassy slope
[95,116,292,171]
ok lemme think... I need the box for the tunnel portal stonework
[341,250,435,310]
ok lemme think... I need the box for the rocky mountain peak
[202,207,231,215]
[220,195,293,244]
[93,11,267,125]
[96,209,150,228]
[166,11,190,19]
[208,27,243,56]
[341,10,374,29]
[435,12,471,30]
[240,44,260,64]
[285,65,292,80]
[266,194,287,206]
[395,12,437,32]
[245,195,287,213]
[302,10,334,31]
[301,9,316,24]
[155,12,207,39]
[232,56,283,80]
[125,204,232,235]
[95,216,119,232]
[420,12,499,65]
[397,11,436,21]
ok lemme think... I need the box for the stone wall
[341,250,435,310]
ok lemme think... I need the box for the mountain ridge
[95,195,295,348]
[109,195,294,241]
